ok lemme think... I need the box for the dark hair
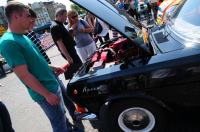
[5,1,29,22]
[55,8,67,17]
[29,8,37,18]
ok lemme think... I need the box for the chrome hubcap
[118,107,155,132]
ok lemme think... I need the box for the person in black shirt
[0,101,15,132]
[50,8,82,80]
[51,9,97,121]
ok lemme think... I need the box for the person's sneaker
[82,113,98,120]
[71,125,84,132]
[74,113,98,121]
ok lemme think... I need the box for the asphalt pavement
[0,45,99,132]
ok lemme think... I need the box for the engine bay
[81,37,150,74]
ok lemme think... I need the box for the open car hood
[70,0,151,53]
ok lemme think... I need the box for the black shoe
[0,73,6,78]
[68,123,84,132]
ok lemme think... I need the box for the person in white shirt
[67,10,96,63]
[148,0,159,19]
[96,18,110,43]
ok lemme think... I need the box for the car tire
[100,98,168,132]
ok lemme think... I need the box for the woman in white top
[67,10,97,63]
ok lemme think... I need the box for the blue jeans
[37,88,71,132]
[55,76,76,120]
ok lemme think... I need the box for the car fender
[100,93,171,116]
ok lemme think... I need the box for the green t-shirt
[0,32,59,102]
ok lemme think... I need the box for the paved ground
[0,45,99,132]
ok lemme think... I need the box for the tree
[70,4,86,15]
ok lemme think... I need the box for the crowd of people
[113,0,160,20]
[0,0,178,132]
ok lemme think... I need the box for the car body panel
[67,0,200,117]
[70,42,200,84]
[150,29,184,53]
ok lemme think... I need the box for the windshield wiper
[163,16,173,38]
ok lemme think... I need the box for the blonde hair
[67,10,78,17]
[67,10,78,26]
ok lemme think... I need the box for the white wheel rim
[118,107,155,132]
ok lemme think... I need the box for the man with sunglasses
[0,2,72,132]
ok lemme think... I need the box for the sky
[0,0,73,10]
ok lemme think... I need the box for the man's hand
[56,39,74,65]
[45,93,60,105]
[50,65,65,76]
[13,65,60,105]
[62,63,70,71]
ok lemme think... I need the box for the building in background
[0,6,7,36]
[29,2,52,28]
[29,1,66,32]
[43,1,66,20]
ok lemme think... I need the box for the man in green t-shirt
[0,2,71,132]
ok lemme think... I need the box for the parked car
[67,0,200,131]
[0,55,12,77]
[0,56,6,77]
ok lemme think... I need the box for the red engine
[89,37,139,71]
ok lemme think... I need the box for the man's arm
[50,25,73,64]
[13,65,60,105]
[56,39,73,64]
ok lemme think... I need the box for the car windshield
[170,0,200,42]
[103,0,144,31]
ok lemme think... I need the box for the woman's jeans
[37,88,71,132]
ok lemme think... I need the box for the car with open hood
[67,0,200,131]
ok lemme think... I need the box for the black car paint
[67,0,200,115]
[68,34,200,115]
